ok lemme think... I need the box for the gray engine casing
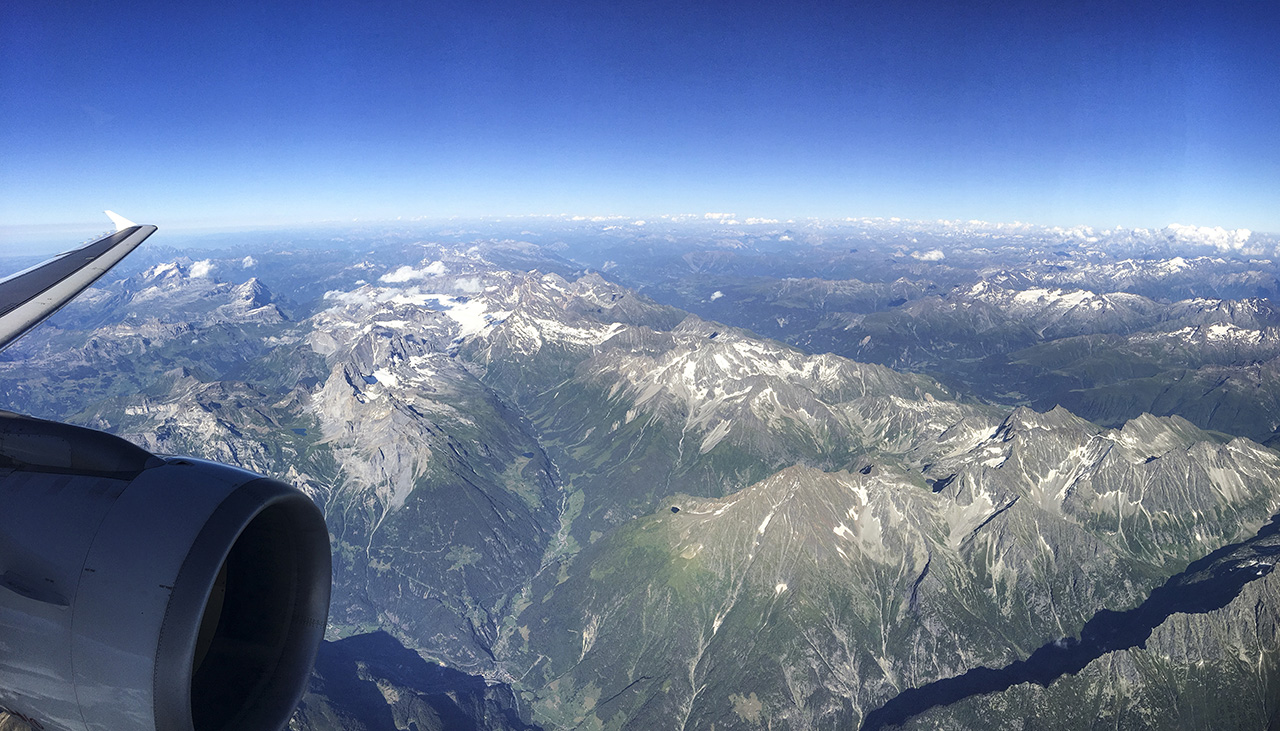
[0,412,331,731]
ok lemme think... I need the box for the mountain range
[2,217,1280,729]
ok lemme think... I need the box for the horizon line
[1,213,1272,238]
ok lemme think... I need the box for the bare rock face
[302,288,570,673]
[217,277,286,324]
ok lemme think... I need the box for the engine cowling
[0,412,331,731]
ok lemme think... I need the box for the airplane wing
[0,212,157,352]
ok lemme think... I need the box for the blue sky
[2,0,1277,235]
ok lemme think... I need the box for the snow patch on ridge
[372,368,399,387]
[388,292,509,338]
[757,513,774,535]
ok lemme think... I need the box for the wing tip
[104,210,136,232]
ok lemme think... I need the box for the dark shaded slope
[293,632,541,731]
[862,513,1280,730]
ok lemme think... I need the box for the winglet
[104,210,136,232]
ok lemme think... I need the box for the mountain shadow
[862,514,1280,730]
[296,631,541,731]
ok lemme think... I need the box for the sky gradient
[2,0,1277,234]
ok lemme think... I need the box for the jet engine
[0,412,331,731]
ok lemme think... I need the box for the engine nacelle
[0,412,331,731]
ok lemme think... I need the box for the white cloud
[380,261,448,282]
[323,288,377,307]
[1166,224,1253,252]
[190,259,214,277]
[453,277,482,293]
[704,212,735,220]
[241,255,257,268]
[745,218,778,225]
[911,249,945,261]
[380,266,417,282]
[710,290,724,301]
